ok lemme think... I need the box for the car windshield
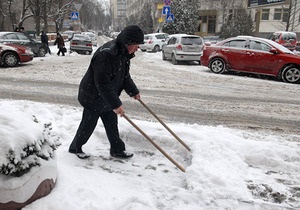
[264,39,294,54]
[181,37,202,45]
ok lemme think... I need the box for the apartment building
[110,0,300,37]
[110,0,127,31]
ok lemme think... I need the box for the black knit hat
[117,25,144,45]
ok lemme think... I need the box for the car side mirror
[269,48,277,54]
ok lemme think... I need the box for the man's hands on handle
[113,93,140,117]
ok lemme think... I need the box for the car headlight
[25,48,34,54]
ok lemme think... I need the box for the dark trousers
[69,108,125,154]
[57,47,65,56]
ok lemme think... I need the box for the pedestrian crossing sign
[166,14,174,22]
[71,12,79,20]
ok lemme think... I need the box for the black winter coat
[78,39,139,113]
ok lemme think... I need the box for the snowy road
[1,36,300,210]
[0,36,299,136]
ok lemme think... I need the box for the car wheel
[162,51,167,60]
[171,54,178,65]
[153,45,160,52]
[141,49,146,52]
[2,52,19,67]
[210,58,226,74]
[281,65,300,84]
[37,47,46,57]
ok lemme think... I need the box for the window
[5,33,18,40]
[274,8,282,20]
[261,9,270,20]
[282,8,289,22]
[207,16,216,33]
[181,37,203,45]
[155,34,166,39]
[223,40,246,48]
[249,40,262,50]
[260,42,271,52]
[228,9,233,21]
[249,40,271,52]
[167,37,176,45]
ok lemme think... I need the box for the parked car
[0,43,34,67]
[200,36,300,84]
[269,31,297,51]
[162,34,204,65]
[82,32,97,46]
[70,34,93,55]
[139,33,169,52]
[0,32,48,57]
[62,30,75,41]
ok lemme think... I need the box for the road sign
[164,0,171,6]
[71,12,79,20]
[166,14,174,22]
[162,6,171,15]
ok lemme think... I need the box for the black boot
[110,151,133,159]
[69,148,90,159]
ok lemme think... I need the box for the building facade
[111,0,300,38]
[110,0,127,31]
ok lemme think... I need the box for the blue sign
[162,6,171,15]
[71,12,79,20]
[166,14,174,22]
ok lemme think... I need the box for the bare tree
[47,0,75,32]
[1,0,108,33]
[275,0,300,31]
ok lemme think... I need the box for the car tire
[37,47,46,57]
[162,51,167,60]
[171,54,178,65]
[141,49,146,52]
[281,65,300,84]
[153,45,160,52]
[2,52,19,67]
[210,58,226,74]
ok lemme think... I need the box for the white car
[139,33,169,52]
[162,34,204,65]
[70,34,93,55]
[82,32,98,46]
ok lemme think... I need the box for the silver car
[162,34,204,65]
[70,34,93,55]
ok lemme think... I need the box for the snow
[0,39,299,210]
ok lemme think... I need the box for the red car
[0,43,34,67]
[201,36,300,84]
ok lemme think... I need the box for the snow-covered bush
[0,114,60,177]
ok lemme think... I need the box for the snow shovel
[123,114,185,173]
[138,99,191,152]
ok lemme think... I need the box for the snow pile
[0,103,60,176]
[0,100,298,209]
